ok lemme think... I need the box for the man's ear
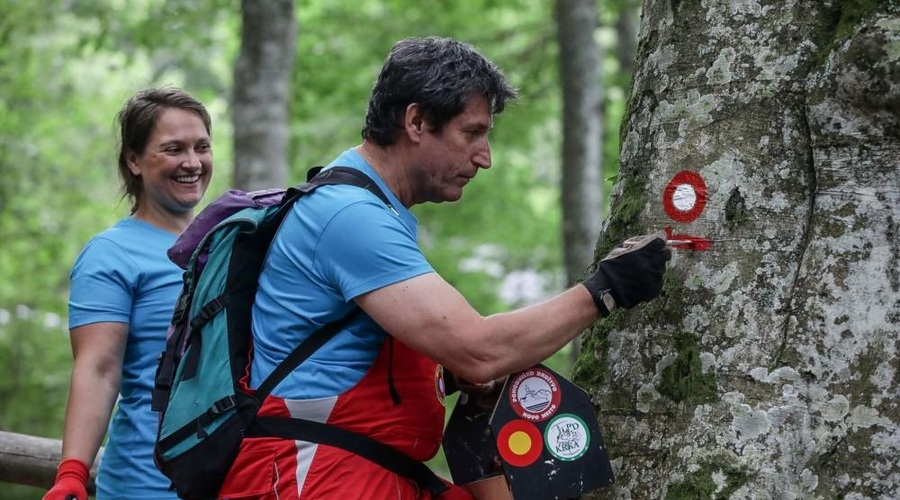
[404,103,425,143]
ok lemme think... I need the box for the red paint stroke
[663,170,708,223]
[665,226,712,251]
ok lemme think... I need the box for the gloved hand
[43,458,89,500]
[582,231,671,315]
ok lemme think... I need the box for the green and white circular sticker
[544,413,590,461]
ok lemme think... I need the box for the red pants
[220,337,468,499]
[219,437,471,499]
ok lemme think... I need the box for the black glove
[583,231,671,315]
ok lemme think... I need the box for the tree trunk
[576,1,899,498]
[232,0,296,191]
[557,0,604,289]
[614,0,639,82]
[556,0,604,365]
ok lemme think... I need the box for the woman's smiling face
[127,107,212,218]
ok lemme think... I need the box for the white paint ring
[672,184,697,212]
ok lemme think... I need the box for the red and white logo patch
[508,368,561,422]
[435,365,446,406]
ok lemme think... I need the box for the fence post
[0,431,100,493]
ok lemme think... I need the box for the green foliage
[0,0,234,462]
[0,317,70,434]
[0,2,123,445]
[0,1,638,495]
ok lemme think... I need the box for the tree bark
[232,0,296,191]
[0,431,100,492]
[576,1,899,497]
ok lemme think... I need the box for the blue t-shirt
[251,149,434,398]
[68,217,182,499]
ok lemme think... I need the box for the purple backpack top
[168,187,286,271]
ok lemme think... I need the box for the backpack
[151,166,448,500]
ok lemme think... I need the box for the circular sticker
[545,414,590,461]
[496,420,543,467]
[508,368,562,422]
[434,366,446,406]
[662,170,707,223]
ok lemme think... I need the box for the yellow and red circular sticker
[496,419,543,467]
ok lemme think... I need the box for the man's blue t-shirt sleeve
[314,198,433,301]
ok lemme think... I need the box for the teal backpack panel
[150,168,447,500]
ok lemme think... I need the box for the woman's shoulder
[86,216,142,240]
[79,218,132,252]
[79,218,175,266]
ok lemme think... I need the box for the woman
[43,87,213,500]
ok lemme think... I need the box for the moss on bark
[657,330,718,404]
[665,456,749,499]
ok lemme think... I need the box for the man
[219,36,670,499]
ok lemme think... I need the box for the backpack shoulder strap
[254,165,396,398]
[291,165,392,206]
[253,309,361,399]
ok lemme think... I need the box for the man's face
[413,94,493,204]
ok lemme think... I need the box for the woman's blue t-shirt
[68,217,182,499]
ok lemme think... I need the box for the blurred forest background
[1,0,639,496]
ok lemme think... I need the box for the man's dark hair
[362,36,518,146]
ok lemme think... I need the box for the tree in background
[576,1,899,497]
[232,0,296,191]
[613,0,639,87]
[556,0,604,365]
[557,0,604,291]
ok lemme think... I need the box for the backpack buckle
[211,396,237,415]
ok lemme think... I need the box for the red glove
[43,458,89,500]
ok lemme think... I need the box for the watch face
[601,291,615,315]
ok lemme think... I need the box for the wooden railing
[0,431,100,493]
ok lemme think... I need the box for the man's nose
[474,143,491,169]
